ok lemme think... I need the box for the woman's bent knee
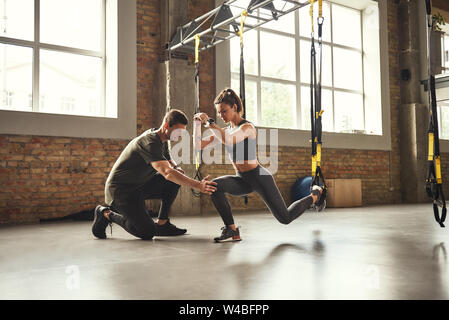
[274,214,291,225]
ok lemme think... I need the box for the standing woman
[194,88,323,242]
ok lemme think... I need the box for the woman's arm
[209,122,256,146]
[193,116,221,150]
[194,112,256,146]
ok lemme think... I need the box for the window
[229,0,382,135]
[0,0,107,117]
[0,0,135,140]
[435,22,449,141]
[439,99,449,140]
[442,33,449,74]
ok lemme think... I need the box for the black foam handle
[433,203,446,228]
[425,0,431,15]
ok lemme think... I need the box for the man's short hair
[163,109,188,127]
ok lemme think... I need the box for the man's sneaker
[214,226,241,243]
[154,219,187,236]
[92,205,110,239]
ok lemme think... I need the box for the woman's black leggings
[210,165,314,226]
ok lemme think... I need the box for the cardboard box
[326,179,362,208]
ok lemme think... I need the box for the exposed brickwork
[189,0,217,119]
[0,135,127,223]
[137,0,161,134]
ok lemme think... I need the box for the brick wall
[0,136,127,223]
[0,0,447,224]
[189,0,217,118]
[137,0,161,134]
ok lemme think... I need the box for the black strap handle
[433,203,446,228]
[425,0,431,15]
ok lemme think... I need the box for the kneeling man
[92,109,217,240]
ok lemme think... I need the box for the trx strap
[192,34,203,197]
[424,0,446,227]
[239,10,248,120]
[239,10,249,205]
[309,0,326,210]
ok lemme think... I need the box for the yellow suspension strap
[309,0,326,211]
[310,0,316,177]
[239,10,248,120]
[192,34,203,197]
[239,10,249,205]
[309,0,315,34]
[425,0,446,227]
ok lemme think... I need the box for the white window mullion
[101,0,106,116]
[33,0,40,112]
[298,35,362,54]
[329,2,335,133]
[295,8,301,130]
[360,9,366,132]
[38,43,103,58]
[257,28,261,125]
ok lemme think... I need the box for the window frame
[1,0,106,116]
[442,33,449,74]
[0,0,136,139]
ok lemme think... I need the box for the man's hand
[199,175,217,195]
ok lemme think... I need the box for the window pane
[439,101,449,140]
[260,31,295,81]
[40,49,103,116]
[40,0,103,51]
[300,40,332,87]
[364,89,382,135]
[334,91,363,133]
[0,44,33,112]
[333,47,362,91]
[261,81,295,129]
[444,35,449,73]
[231,76,257,123]
[299,1,331,42]
[0,0,34,41]
[332,4,361,49]
[231,28,258,76]
[263,1,295,34]
[300,86,333,132]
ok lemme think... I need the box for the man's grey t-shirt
[105,128,171,206]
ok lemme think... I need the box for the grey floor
[0,203,448,300]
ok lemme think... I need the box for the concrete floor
[0,203,448,300]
